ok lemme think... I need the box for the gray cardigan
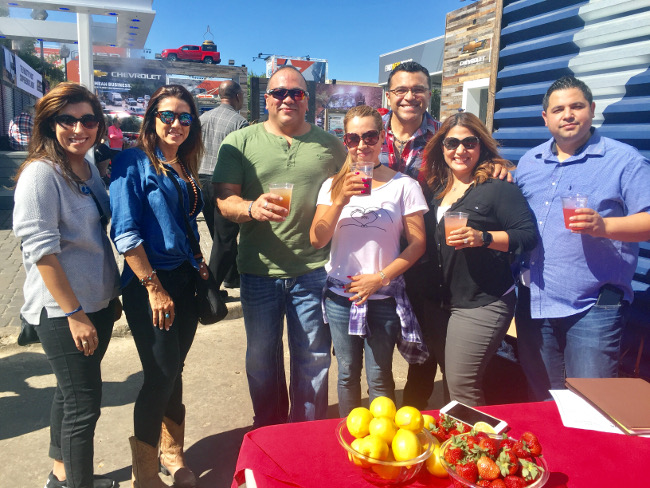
[13,159,120,324]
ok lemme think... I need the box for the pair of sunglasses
[54,114,100,130]
[155,111,193,127]
[344,130,380,148]
[266,88,308,101]
[442,136,480,150]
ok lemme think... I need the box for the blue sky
[11,0,471,83]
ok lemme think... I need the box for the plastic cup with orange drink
[444,211,469,245]
[269,183,294,213]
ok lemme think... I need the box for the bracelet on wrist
[140,269,157,286]
[64,304,83,317]
[248,201,255,220]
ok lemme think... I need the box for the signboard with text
[15,56,43,97]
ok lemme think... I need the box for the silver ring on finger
[263,201,268,209]
[82,340,89,346]
[463,238,469,244]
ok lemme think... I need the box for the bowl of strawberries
[438,431,549,488]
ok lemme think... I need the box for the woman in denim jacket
[110,85,206,488]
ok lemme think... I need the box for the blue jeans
[240,268,331,427]
[515,285,627,401]
[36,305,114,488]
[325,291,400,417]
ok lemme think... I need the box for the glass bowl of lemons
[335,400,436,485]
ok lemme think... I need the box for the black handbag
[169,173,228,325]
[17,314,40,346]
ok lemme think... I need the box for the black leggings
[122,262,199,447]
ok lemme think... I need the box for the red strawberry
[477,481,492,487]
[520,432,542,457]
[444,436,465,465]
[490,480,507,488]
[500,436,516,452]
[475,431,490,441]
[456,460,479,484]
[503,475,526,488]
[496,449,519,476]
[512,440,530,459]
[430,424,448,442]
[478,436,498,458]
[477,455,500,481]
[519,458,544,483]
[464,434,479,451]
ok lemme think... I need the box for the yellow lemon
[426,444,448,478]
[394,406,424,432]
[371,452,401,480]
[473,421,496,434]
[359,434,390,461]
[422,414,436,431]
[346,407,374,438]
[349,437,370,468]
[369,396,397,420]
[391,428,421,462]
[421,434,440,453]
[369,416,398,444]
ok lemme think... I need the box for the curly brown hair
[422,112,513,198]
[137,84,203,181]
[13,82,106,188]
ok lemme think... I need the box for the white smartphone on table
[439,400,509,434]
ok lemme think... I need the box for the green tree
[430,88,441,120]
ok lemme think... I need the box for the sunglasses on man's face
[442,136,480,150]
[266,88,308,101]
[54,114,100,130]
[155,111,193,127]
[343,130,380,148]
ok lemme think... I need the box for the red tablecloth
[232,401,650,487]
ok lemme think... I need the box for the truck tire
[203,57,213,64]
[168,54,177,62]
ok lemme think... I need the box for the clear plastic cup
[561,194,589,229]
[444,211,469,243]
[269,183,294,213]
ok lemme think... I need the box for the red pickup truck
[161,41,221,64]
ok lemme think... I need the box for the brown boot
[129,436,167,488]
[159,409,197,488]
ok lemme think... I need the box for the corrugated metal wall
[493,0,650,164]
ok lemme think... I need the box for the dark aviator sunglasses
[54,114,100,130]
[442,136,480,150]
[343,130,380,148]
[266,88,308,101]
[155,111,194,127]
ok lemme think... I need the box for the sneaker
[45,471,119,488]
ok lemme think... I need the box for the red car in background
[161,40,221,64]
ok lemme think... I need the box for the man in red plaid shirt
[379,62,446,410]
[379,62,441,182]
[8,104,35,150]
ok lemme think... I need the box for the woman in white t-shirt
[310,105,429,416]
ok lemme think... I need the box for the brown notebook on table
[565,377,650,435]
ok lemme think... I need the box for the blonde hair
[329,105,383,202]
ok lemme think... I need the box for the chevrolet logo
[462,40,486,54]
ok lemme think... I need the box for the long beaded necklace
[178,162,199,217]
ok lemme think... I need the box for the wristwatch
[379,270,391,286]
[481,231,492,247]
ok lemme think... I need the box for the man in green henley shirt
[213,66,346,428]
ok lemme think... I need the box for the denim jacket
[110,147,203,288]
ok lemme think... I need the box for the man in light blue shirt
[514,75,650,401]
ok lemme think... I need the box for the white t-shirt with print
[316,171,428,282]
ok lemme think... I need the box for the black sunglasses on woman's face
[442,136,480,150]
[343,130,380,148]
[54,114,100,130]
